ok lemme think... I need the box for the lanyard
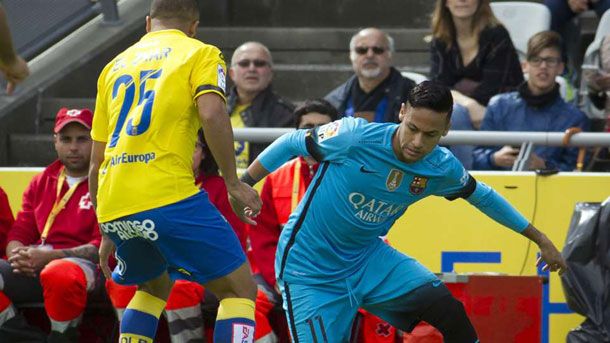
[40,168,83,245]
[291,159,302,212]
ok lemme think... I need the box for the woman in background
[430,0,523,129]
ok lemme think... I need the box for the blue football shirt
[257,117,527,286]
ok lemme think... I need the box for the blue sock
[119,290,166,343]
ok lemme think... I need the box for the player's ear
[188,20,199,37]
[145,16,151,33]
[398,103,407,121]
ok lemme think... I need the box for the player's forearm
[241,160,271,186]
[257,130,308,173]
[201,108,240,185]
[197,94,239,185]
[60,244,99,263]
[88,164,99,209]
[0,7,17,65]
[520,225,553,247]
[466,181,529,232]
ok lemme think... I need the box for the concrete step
[198,0,434,28]
[37,97,96,133]
[8,134,55,167]
[46,27,431,99]
[271,64,428,101]
[199,27,430,58]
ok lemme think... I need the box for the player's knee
[137,272,172,301]
[423,295,478,343]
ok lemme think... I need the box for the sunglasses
[236,59,269,68]
[354,46,386,55]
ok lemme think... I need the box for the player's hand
[98,235,116,280]
[492,145,520,168]
[536,240,567,275]
[228,181,262,225]
[0,55,29,95]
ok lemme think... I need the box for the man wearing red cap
[0,108,102,342]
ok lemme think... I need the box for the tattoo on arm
[61,244,99,263]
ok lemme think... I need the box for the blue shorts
[278,242,439,342]
[99,191,245,285]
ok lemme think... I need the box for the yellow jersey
[91,29,227,222]
[230,103,250,170]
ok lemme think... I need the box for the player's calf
[419,294,479,343]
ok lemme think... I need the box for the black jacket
[227,85,295,162]
[430,25,524,106]
[324,67,416,123]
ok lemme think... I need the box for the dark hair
[407,81,453,122]
[150,0,199,22]
[431,0,500,48]
[196,129,219,177]
[526,31,563,61]
[293,99,339,129]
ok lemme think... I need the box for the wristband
[240,171,257,187]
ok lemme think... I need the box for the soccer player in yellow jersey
[88,1,262,342]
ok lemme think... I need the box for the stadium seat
[490,2,551,60]
[401,71,428,84]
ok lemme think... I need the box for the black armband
[305,129,323,162]
[444,174,477,201]
[240,171,258,187]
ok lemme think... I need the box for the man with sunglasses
[325,27,415,123]
[228,41,295,170]
[473,31,589,171]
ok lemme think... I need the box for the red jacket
[0,187,15,258]
[8,160,101,250]
[249,157,318,287]
[196,174,247,252]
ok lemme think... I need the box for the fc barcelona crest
[409,176,428,195]
[385,169,404,192]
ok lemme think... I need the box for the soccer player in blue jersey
[89,1,261,342]
[237,81,567,342]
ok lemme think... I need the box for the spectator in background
[106,129,250,343]
[0,4,29,94]
[583,34,610,132]
[473,31,589,171]
[0,187,14,259]
[430,0,523,129]
[325,27,416,123]
[545,0,610,40]
[228,41,295,170]
[0,108,102,342]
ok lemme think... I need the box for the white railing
[233,128,610,147]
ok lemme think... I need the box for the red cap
[54,108,93,133]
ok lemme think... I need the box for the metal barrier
[233,128,610,146]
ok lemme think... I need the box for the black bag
[562,198,610,342]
